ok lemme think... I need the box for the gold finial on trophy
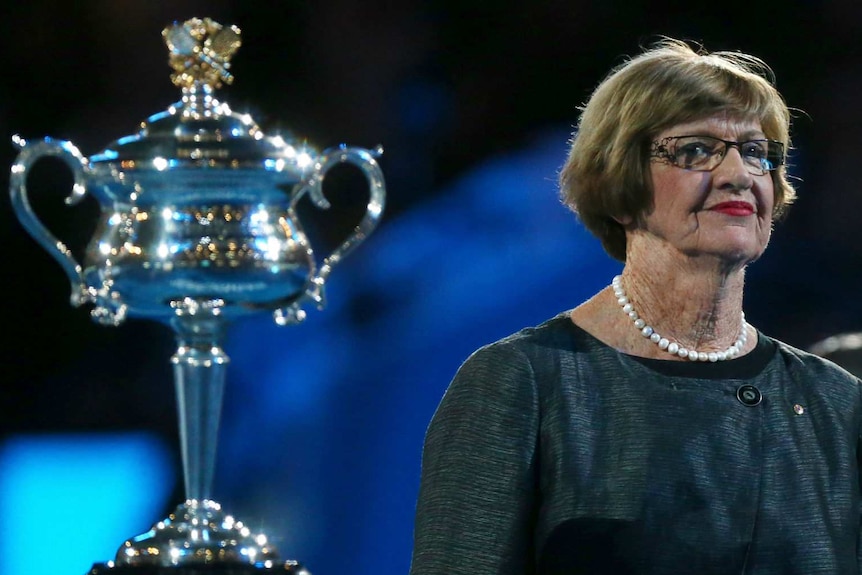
[162,17,241,90]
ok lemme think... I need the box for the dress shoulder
[772,336,862,385]
[408,315,576,575]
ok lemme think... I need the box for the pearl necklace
[611,275,748,362]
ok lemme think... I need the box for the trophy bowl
[9,17,385,574]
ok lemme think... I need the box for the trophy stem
[109,298,294,569]
[170,302,229,502]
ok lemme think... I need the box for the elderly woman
[409,39,862,575]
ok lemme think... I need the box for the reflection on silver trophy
[9,17,385,574]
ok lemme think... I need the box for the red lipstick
[709,201,755,216]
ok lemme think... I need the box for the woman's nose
[713,147,754,190]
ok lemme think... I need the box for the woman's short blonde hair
[559,38,796,262]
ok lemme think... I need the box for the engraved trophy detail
[9,17,385,574]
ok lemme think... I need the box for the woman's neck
[617,237,749,354]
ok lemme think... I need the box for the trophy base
[87,561,307,575]
[93,500,306,575]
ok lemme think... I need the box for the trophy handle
[308,144,386,283]
[9,136,93,307]
[274,145,385,326]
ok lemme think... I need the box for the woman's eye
[742,142,768,158]
[675,142,712,165]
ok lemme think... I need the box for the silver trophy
[9,17,385,574]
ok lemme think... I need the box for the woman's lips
[709,201,755,216]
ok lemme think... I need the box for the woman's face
[640,114,776,265]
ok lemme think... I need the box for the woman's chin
[679,239,767,266]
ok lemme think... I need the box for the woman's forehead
[656,114,764,139]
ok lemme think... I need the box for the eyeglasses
[650,135,785,176]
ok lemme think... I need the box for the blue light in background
[0,433,174,575]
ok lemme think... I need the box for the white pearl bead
[634,319,645,329]
[642,326,653,337]
[628,311,638,320]
[623,303,633,313]
[708,352,718,362]
[659,338,670,349]
[697,352,708,361]
[650,333,661,343]
[678,348,689,358]
[667,341,678,354]
[618,296,628,305]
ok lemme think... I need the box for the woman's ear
[613,214,633,226]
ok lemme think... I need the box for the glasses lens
[740,140,784,174]
[668,136,723,170]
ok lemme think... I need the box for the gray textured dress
[409,313,862,574]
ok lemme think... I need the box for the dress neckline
[561,313,776,380]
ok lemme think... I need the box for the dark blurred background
[1,2,862,575]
